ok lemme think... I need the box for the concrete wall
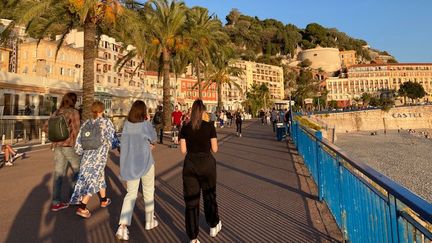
[312,106,432,133]
[299,47,341,72]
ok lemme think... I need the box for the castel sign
[391,113,423,119]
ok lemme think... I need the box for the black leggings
[183,153,219,240]
[236,121,242,134]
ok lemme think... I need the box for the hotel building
[326,63,432,106]
[228,60,284,108]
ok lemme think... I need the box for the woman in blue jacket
[115,100,158,241]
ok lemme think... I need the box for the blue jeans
[52,147,80,205]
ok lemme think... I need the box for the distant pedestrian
[153,105,164,144]
[70,101,115,218]
[116,100,158,241]
[44,92,81,212]
[271,108,278,132]
[235,110,243,137]
[226,111,232,127]
[179,99,222,243]
[259,110,265,125]
[172,105,183,129]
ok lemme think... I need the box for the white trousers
[119,164,155,226]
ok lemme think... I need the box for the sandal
[76,208,91,218]
[100,198,111,208]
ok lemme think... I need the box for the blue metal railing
[291,121,432,243]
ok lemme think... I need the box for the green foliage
[387,58,398,64]
[398,81,426,102]
[292,69,320,107]
[244,83,271,116]
[298,59,312,68]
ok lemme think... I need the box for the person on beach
[179,99,222,243]
[70,101,115,218]
[116,100,159,241]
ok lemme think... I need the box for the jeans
[183,153,219,240]
[119,164,155,226]
[52,147,80,205]
[155,125,163,143]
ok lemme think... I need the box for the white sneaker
[5,161,13,166]
[13,153,24,160]
[115,225,129,241]
[145,219,159,230]
[190,239,201,243]
[239,134,242,137]
[209,221,222,237]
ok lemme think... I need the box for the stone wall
[311,106,432,133]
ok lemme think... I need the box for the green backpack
[48,112,70,142]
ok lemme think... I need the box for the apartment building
[326,63,432,106]
[340,50,356,67]
[231,60,284,102]
[0,47,10,72]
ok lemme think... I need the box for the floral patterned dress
[70,117,115,204]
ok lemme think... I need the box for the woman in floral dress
[70,101,115,218]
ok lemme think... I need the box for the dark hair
[191,99,206,131]
[91,101,105,119]
[60,92,77,109]
[128,100,147,123]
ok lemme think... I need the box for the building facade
[326,63,432,106]
[231,60,284,102]
[340,50,357,67]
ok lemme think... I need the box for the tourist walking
[271,108,278,132]
[259,110,265,125]
[235,110,243,137]
[172,105,183,129]
[45,92,81,212]
[153,105,164,144]
[179,99,222,243]
[70,101,115,218]
[116,100,159,241]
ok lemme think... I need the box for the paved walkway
[0,120,342,243]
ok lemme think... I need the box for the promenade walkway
[0,120,342,243]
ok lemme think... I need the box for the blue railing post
[336,154,349,241]
[315,130,323,201]
[388,194,400,243]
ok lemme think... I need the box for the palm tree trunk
[196,60,202,99]
[217,81,222,111]
[162,48,172,131]
[82,20,97,120]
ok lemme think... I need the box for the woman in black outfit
[235,109,242,137]
[179,99,222,243]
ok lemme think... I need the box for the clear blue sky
[183,0,432,63]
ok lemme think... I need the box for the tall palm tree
[7,0,135,119]
[184,6,226,99]
[144,0,187,129]
[204,48,244,111]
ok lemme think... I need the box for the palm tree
[8,0,135,119]
[204,48,243,111]
[184,6,225,99]
[144,0,187,130]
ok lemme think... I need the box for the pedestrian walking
[259,110,265,125]
[179,99,222,243]
[116,100,159,240]
[235,110,243,137]
[153,105,164,144]
[172,105,183,129]
[44,92,81,212]
[70,101,115,218]
[271,108,278,132]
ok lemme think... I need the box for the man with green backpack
[44,92,81,212]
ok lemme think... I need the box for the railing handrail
[296,122,432,223]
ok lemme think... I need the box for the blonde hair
[91,101,105,119]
